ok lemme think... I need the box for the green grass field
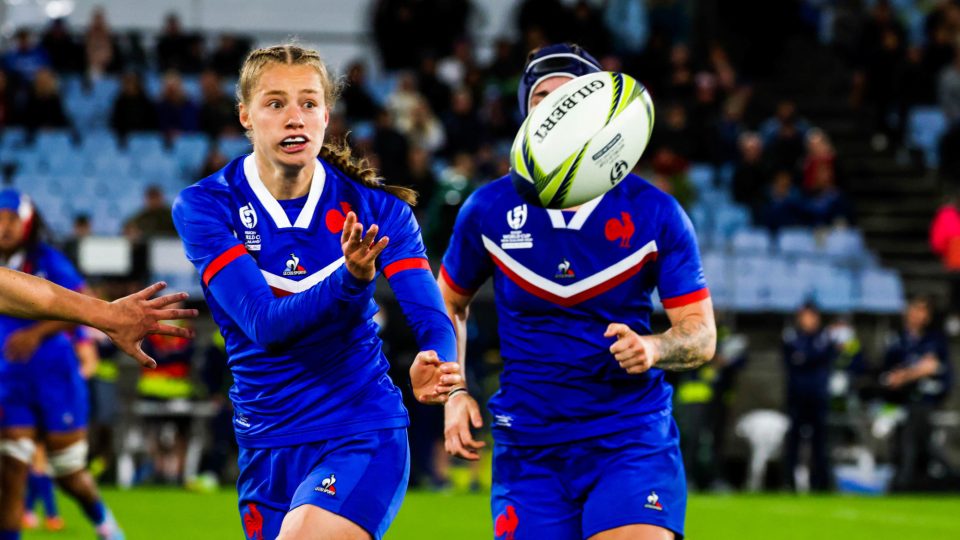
[20,488,960,539]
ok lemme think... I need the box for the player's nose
[285,108,305,128]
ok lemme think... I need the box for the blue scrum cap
[517,43,602,118]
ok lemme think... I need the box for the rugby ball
[510,71,655,209]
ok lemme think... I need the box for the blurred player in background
[0,190,128,540]
[173,44,460,540]
[441,44,716,540]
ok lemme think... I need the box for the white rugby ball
[510,71,655,209]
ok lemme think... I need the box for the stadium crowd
[0,0,956,499]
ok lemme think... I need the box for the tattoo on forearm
[653,317,715,371]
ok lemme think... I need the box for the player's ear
[238,102,252,130]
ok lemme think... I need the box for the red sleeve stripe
[662,288,710,309]
[440,265,474,296]
[383,257,431,279]
[202,245,247,285]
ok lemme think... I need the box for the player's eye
[303,100,317,109]
[268,100,283,109]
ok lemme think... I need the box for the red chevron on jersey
[481,236,658,307]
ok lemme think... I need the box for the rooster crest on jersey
[315,474,337,495]
[283,253,307,276]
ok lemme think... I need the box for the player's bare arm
[605,297,716,374]
[438,278,486,460]
[0,268,197,368]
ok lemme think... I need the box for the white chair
[736,410,791,491]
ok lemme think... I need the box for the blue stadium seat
[701,251,730,307]
[777,227,818,256]
[81,129,121,156]
[148,238,203,297]
[35,130,75,155]
[136,153,182,186]
[907,106,947,167]
[217,136,252,159]
[91,153,134,176]
[823,228,866,263]
[731,256,771,312]
[815,268,856,312]
[688,163,715,193]
[713,203,751,240]
[859,268,905,313]
[0,127,27,155]
[172,133,211,177]
[731,227,771,254]
[125,131,166,157]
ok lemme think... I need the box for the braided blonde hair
[237,44,417,205]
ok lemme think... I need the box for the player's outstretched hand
[341,211,389,282]
[444,391,486,460]
[106,282,198,369]
[605,323,659,375]
[410,350,463,404]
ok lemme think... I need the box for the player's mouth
[279,135,310,153]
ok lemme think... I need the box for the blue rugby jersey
[0,243,84,373]
[174,155,455,449]
[441,174,708,445]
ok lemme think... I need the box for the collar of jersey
[243,153,326,229]
[544,194,604,230]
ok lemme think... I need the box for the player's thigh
[39,365,89,434]
[581,418,687,539]
[277,504,370,540]
[287,428,410,540]
[589,524,675,540]
[491,442,581,540]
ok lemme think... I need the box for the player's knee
[0,437,36,465]
[48,440,88,477]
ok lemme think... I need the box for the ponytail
[319,141,418,206]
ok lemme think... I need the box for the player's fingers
[604,323,630,338]
[362,224,380,248]
[614,348,640,362]
[468,401,485,429]
[365,236,390,260]
[416,350,440,364]
[440,374,462,386]
[135,281,167,299]
[609,338,632,355]
[146,292,190,308]
[439,361,460,373]
[150,324,196,339]
[460,424,485,451]
[152,308,199,321]
[129,345,157,369]
[341,212,357,244]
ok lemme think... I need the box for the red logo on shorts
[605,211,635,248]
[495,505,518,540]
[325,202,353,233]
[242,503,264,540]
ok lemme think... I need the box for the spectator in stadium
[41,18,81,74]
[930,191,960,270]
[782,302,834,492]
[172,43,459,539]
[441,87,482,157]
[758,170,805,232]
[0,71,13,130]
[340,61,379,122]
[415,55,452,121]
[209,34,249,77]
[110,71,158,136]
[123,185,177,241]
[199,147,229,178]
[0,189,127,540]
[20,68,69,132]
[155,13,192,72]
[801,128,836,192]
[0,29,51,90]
[198,70,239,137]
[397,98,445,154]
[804,164,854,228]
[732,132,768,208]
[156,72,199,135]
[386,72,421,133]
[881,295,954,491]
[84,8,116,79]
[406,146,439,219]
[650,101,695,160]
[372,107,410,184]
[441,43,716,540]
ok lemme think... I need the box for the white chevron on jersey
[260,256,345,295]
[481,235,658,306]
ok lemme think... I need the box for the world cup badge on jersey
[239,203,262,251]
[501,204,533,249]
